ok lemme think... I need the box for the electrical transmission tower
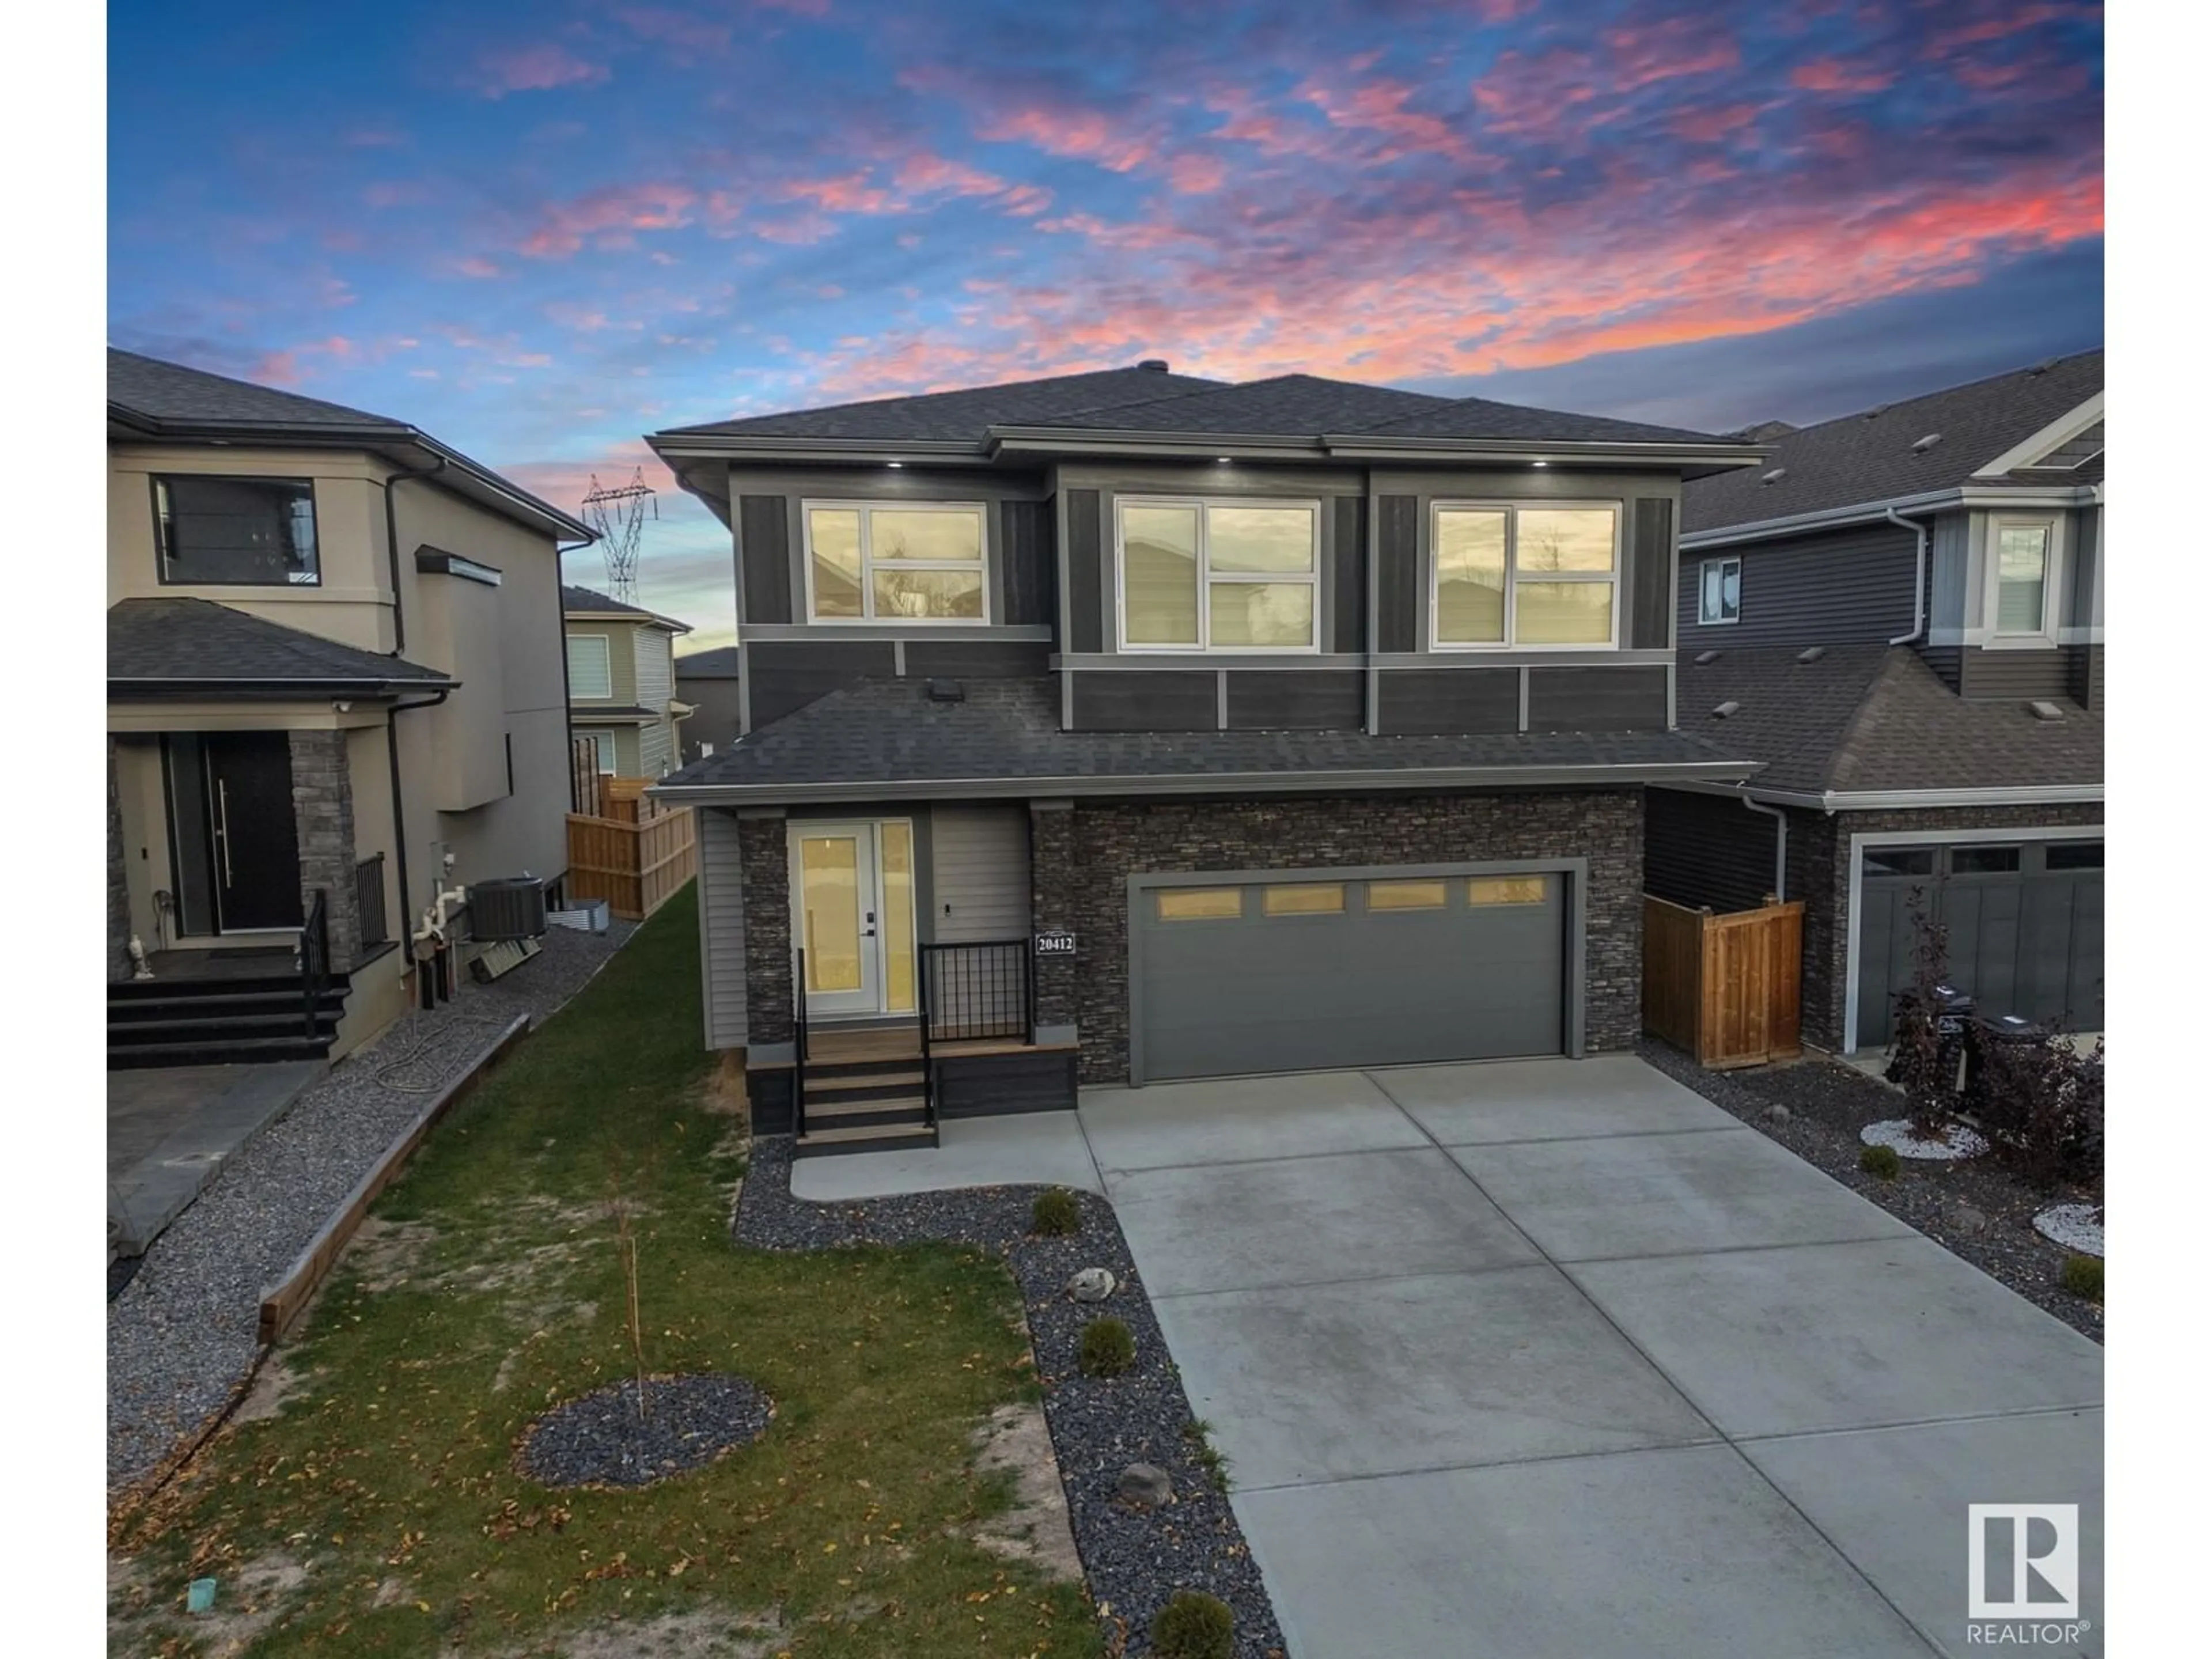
[581,469,657,606]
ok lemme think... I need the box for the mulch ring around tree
[514,1373,773,1490]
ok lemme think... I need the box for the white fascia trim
[1661,779,2102,812]
[1974,392,2105,478]
[1681,485,2096,550]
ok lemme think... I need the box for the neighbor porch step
[792,1121,940,1158]
[803,1069,925,1103]
[804,1094,929,1130]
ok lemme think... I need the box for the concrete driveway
[796,1056,2105,1657]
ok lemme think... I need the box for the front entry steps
[107,969,349,1070]
[794,1036,937,1158]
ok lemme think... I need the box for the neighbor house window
[1698,556,1741,625]
[567,635,613,699]
[582,730,615,774]
[1117,498,1320,651]
[805,502,987,622]
[1994,522,2053,635]
[1433,503,1619,648]
[154,475,319,586]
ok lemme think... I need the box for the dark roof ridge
[1781,349,2103,441]
[655,365,1233,437]
[1821,647,1944,792]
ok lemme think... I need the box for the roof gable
[109,349,406,430]
[108,597,454,694]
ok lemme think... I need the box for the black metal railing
[354,853,388,952]
[916,944,938,1131]
[300,889,331,1039]
[792,947,809,1140]
[920,940,1034,1044]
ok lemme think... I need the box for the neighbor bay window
[1994,521,2054,636]
[805,502,988,622]
[155,475,320,586]
[1117,498,1320,651]
[1432,502,1620,648]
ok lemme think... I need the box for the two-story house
[562,585,692,778]
[1645,350,2103,1057]
[107,349,594,1066]
[646,364,1767,1150]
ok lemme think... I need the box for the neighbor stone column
[289,729,361,967]
[108,738,131,980]
[736,809,792,1046]
[1028,798,1078,1043]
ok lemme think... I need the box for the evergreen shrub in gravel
[1032,1187,1081,1237]
[1859,1143,1902,1180]
[2061,1254,2104,1302]
[1150,1590,1234,1659]
[1079,1315,1135,1377]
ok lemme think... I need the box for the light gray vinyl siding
[698,807,748,1048]
[638,718,675,778]
[2066,507,2099,630]
[1678,519,1919,647]
[636,629,673,709]
[929,805,1031,943]
[1928,510,1974,637]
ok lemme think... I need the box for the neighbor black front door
[203,732,303,932]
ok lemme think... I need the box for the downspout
[382,454,449,653]
[384,688,452,953]
[1885,507,1928,646]
[1741,795,1789,902]
[554,539,592,812]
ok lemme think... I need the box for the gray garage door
[1132,870,1567,1083]
[1855,838,2103,1049]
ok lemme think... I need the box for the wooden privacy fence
[566,782,695,920]
[1644,895,1804,1069]
[571,737,604,817]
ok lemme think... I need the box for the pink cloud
[1600,18,1742,90]
[1166,153,1229,194]
[454,255,504,279]
[478,43,609,99]
[976,104,1156,172]
[517,181,699,257]
[1670,101,1764,142]
[1791,58,1897,93]
[1300,75,1481,164]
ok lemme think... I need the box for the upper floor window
[805,502,987,623]
[1994,521,2054,635]
[567,634,612,699]
[155,475,319,586]
[1698,555,1741,626]
[1116,497,1319,652]
[1432,502,1619,649]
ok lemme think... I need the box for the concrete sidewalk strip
[1233,1444,1934,1659]
[1078,1069,1426,1174]
[1446,1124,1914,1263]
[1566,1235,2105,1440]
[1370,1054,1741,1146]
[786,1111,1105,1202]
[1153,1266,1715,1489]
[1740,1409,2105,1656]
[1103,1147,1538,1297]
[108,1061,326,1255]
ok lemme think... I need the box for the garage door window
[1368,878,1447,911]
[2046,843,2103,870]
[1469,874,1550,906]
[1156,888,1243,921]
[1262,882,1345,916]
[1950,847,2021,875]
[1863,848,1936,877]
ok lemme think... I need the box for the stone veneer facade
[737,811,795,1045]
[108,738,131,980]
[289,730,362,969]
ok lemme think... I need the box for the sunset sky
[108,0,2105,651]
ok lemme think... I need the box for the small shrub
[1079,1316,1135,1377]
[1883,896,1961,1139]
[1859,1143,1902,1180]
[1150,1590,1234,1659]
[1973,1031,2102,1192]
[1031,1188,1080,1237]
[2059,1253,2103,1302]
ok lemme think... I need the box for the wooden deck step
[793,1120,939,1158]
[805,1094,929,1128]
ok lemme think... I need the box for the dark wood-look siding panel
[1375,668,1519,736]
[1526,665,1669,732]
[901,641,1052,679]
[1065,489,1104,653]
[1069,670,1217,731]
[1375,495,1419,653]
[1918,644,1963,692]
[936,1052,1078,1118]
[1644,787,1782,916]
[1225,671,1363,730]
[746,639,896,730]
[737,495,793,624]
[1332,495,1366,654]
[1678,520,1918,647]
[1001,499,1056,627]
[2067,643,2101,713]
[1630,498,1674,650]
[1960,647,2072,702]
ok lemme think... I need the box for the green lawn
[111,885,1100,1658]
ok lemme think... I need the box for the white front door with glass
[791,821,917,1020]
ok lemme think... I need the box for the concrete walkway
[789,1056,2104,1657]
[108,1060,325,1256]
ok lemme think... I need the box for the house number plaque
[1034,930,1077,957]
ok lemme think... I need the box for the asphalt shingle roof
[1676,645,2101,795]
[1344,393,1726,446]
[1037,373,1452,434]
[108,599,455,692]
[1684,350,2103,533]
[675,645,742,679]
[658,366,1227,441]
[109,348,408,431]
[560,584,690,630]
[659,676,1757,796]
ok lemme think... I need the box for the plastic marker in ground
[187,1579,217,1615]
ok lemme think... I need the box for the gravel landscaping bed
[1638,1039,2104,1343]
[107,922,636,1496]
[515,1373,773,1489]
[736,1134,1286,1659]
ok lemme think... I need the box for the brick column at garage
[289,730,361,968]
[737,809,793,1045]
[1028,798,1079,1042]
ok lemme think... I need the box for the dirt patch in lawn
[968,1402,1083,1582]
[109,1550,310,1657]
[343,1215,442,1293]
[472,1607,783,1658]
[232,1353,313,1425]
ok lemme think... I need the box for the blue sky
[109,0,2104,650]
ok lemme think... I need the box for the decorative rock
[2033,1201,2104,1257]
[1859,1118,1988,1161]
[1118,1462,1173,1509]
[1066,1267,1117,1302]
[516,1373,772,1489]
[1945,1203,1991,1236]
[1761,1104,1791,1126]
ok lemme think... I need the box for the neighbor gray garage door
[1131,869,1569,1083]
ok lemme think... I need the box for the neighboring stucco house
[1645,350,2103,1055]
[646,363,1766,1151]
[562,585,692,778]
[674,645,743,765]
[107,349,594,1066]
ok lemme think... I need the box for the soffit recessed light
[887,460,904,468]
[1532,459,1548,468]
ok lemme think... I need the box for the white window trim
[801,499,991,626]
[1696,555,1741,626]
[1983,513,2065,650]
[1113,495,1323,654]
[1428,500,1623,652]
[567,633,613,699]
